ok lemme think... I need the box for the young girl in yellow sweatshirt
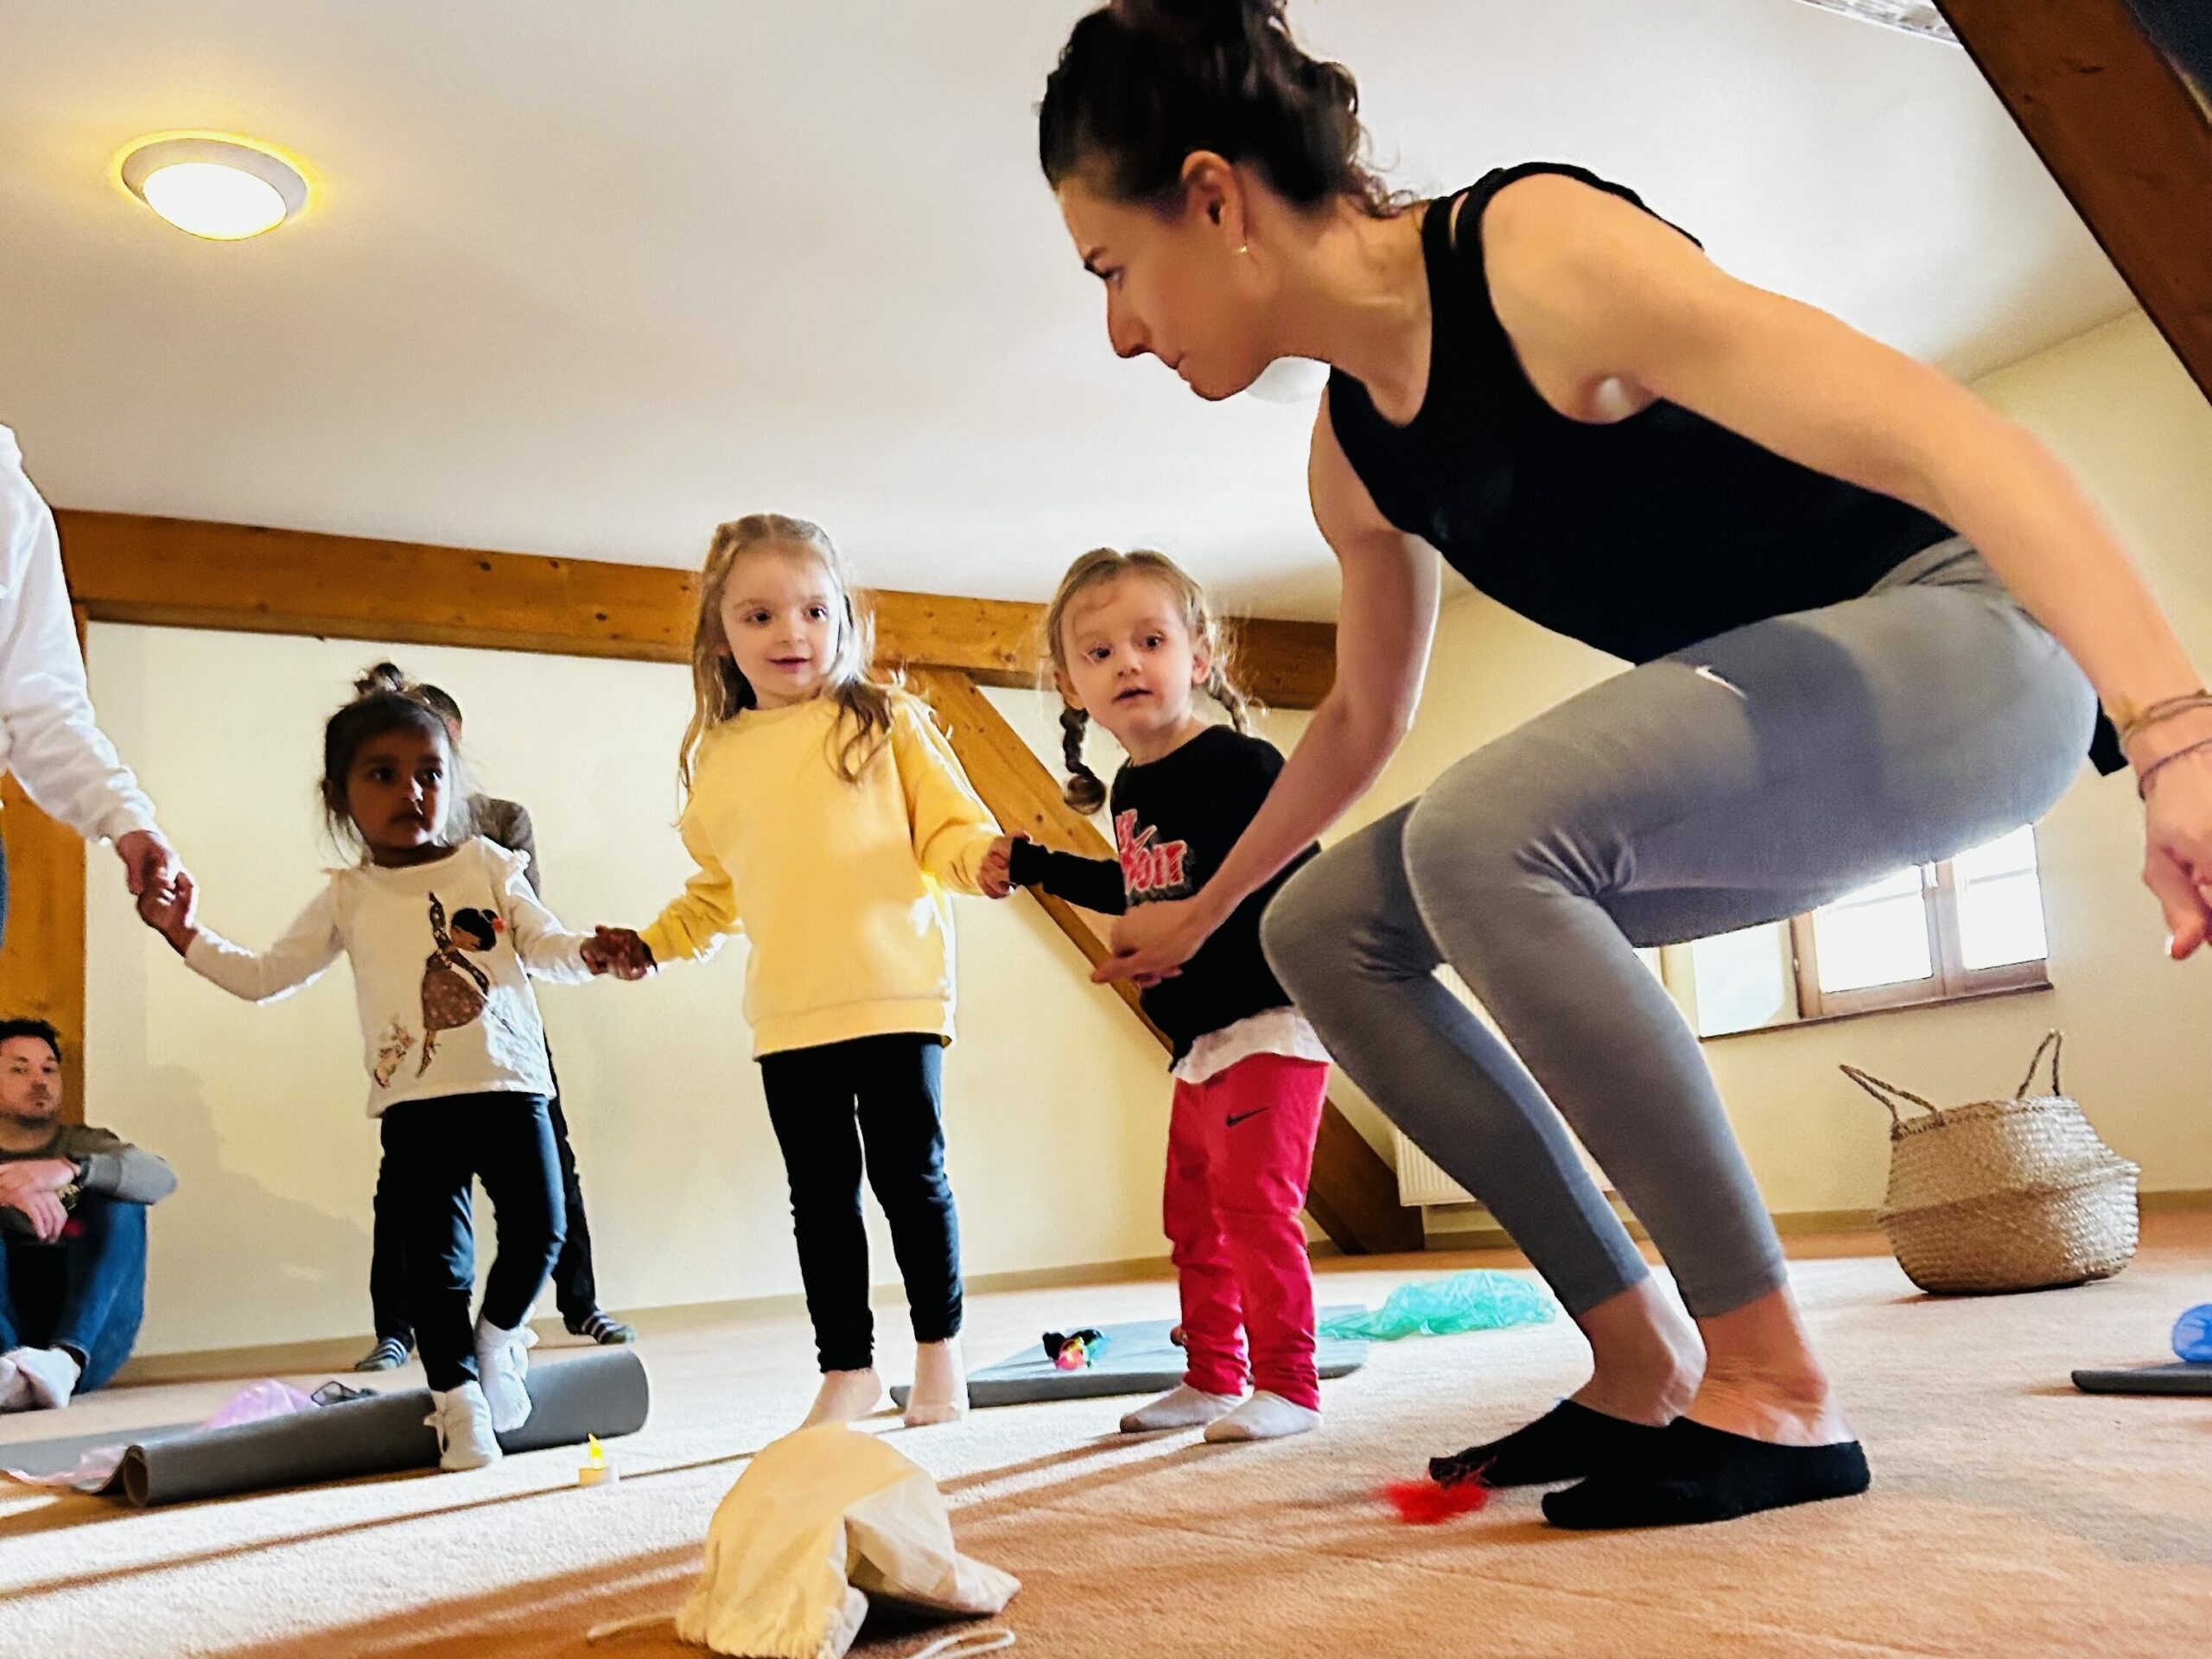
[592,514,1000,1428]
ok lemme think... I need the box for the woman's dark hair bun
[1043,0,1397,215]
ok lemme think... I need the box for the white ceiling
[0,1,2132,619]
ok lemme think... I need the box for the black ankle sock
[1430,1399,1673,1489]
[1541,1418,1871,1529]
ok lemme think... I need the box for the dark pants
[370,1084,600,1340]
[376,1091,563,1392]
[0,1196,147,1393]
[759,1033,963,1374]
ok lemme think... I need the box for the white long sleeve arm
[497,849,593,983]
[0,432,159,842]
[182,888,344,1004]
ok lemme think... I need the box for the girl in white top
[138,665,611,1471]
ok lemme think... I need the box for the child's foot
[903,1340,969,1427]
[5,1347,81,1412]
[354,1335,412,1372]
[1121,1383,1241,1433]
[1203,1390,1320,1443]
[567,1310,637,1345]
[804,1367,885,1427]
[473,1319,537,1433]
[0,1354,31,1413]
[429,1382,502,1471]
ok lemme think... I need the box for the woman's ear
[1179,151,1246,245]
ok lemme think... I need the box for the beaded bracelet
[2135,734,2212,800]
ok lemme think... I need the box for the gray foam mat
[2071,1361,2212,1395]
[891,1309,1368,1409]
[3,1346,648,1504]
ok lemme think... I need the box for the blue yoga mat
[890,1307,1369,1409]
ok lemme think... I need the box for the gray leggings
[1262,541,2095,1319]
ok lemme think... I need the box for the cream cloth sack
[594,1423,1018,1659]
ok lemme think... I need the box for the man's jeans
[0,1195,148,1392]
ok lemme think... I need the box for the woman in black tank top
[1039,1,2212,1529]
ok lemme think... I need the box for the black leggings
[759,1033,963,1373]
[371,1089,601,1339]
[376,1092,564,1391]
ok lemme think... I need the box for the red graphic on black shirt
[1116,810,1191,900]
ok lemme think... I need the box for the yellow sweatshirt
[641,691,1001,1057]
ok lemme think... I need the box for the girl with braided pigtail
[982,548,1331,1443]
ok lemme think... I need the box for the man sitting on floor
[0,1016,175,1410]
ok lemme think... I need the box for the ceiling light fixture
[118,134,310,240]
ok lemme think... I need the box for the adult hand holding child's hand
[137,869,200,957]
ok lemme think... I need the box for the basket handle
[2016,1029,2063,1098]
[1839,1064,1938,1129]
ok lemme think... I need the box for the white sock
[429,1381,502,1471]
[473,1319,536,1433]
[904,1340,969,1427]
[803,1367,884,1427]
[7,1346,82,1412]
[0,1354,31,1413]
[1121,1383,1243,1433]
[1203,1389,1321,1443]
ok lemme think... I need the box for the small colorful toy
[1041,1328,1109,1370]
[579,1434,618,1489]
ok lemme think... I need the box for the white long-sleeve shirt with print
[183,839,593,1115]
[0,426,158,843]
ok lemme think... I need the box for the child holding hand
[594,514,1000,1429]
[139,666,612,1471]
[985,550,1330,1443]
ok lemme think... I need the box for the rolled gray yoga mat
[9,1348,648,1505]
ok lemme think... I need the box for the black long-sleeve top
[1007,725,1316,1065]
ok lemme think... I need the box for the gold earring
[1236,243,1250,256]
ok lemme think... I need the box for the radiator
[1394,1129,1476,1207]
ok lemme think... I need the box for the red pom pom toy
[1381,1474,1492,1524]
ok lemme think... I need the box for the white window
[1670,828,2052,1038]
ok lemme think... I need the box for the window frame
[1785,853,2052,1023]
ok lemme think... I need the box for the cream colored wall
[1332,309,2212,1219]
[82,631,1296,1357]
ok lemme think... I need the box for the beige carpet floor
[4,1221,2209,1658]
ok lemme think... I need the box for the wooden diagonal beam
[1937,0,2212,403]
[52,512,1338,709]
[910,666,1422,1256]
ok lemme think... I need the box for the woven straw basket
[1841,1032,2139,1295]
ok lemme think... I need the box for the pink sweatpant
[1165,1052,1331,1412]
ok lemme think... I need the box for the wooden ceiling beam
[52,511,1337,709]
[1936,0,2212,404]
